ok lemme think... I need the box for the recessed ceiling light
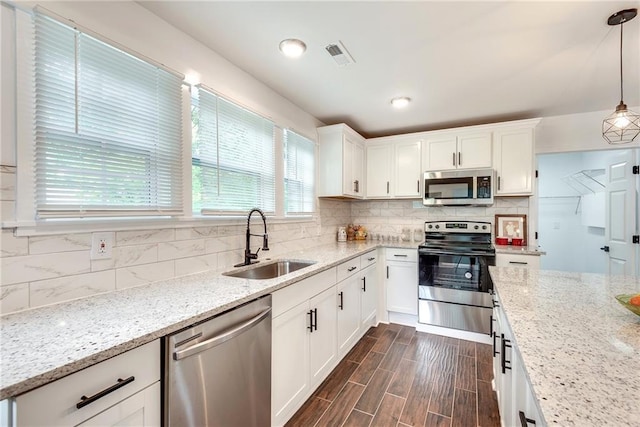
[391,97,411,109]
[279,38,307,58]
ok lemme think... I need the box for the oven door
[418,250,494,293]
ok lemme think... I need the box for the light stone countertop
[494,244,546,256]
[0,240,418,400]
[489,267,640,426]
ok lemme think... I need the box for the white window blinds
[192,86,276,215]
[34,14,184,217]
[284,130,315,215]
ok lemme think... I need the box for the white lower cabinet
[337,274,361,357]
[272,251,379,426]
[493,292,544,427]
[385,248,418,315]
[271,269,337,427]
[14,340,160,427]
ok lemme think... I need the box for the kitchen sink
[223,260,316,280]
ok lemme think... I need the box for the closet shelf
[562,169,605,195]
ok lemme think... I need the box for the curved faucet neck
[247,208,267,233]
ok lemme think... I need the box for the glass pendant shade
[602,102,640,144]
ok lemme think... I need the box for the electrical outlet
[91,232,114,260]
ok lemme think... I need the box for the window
[284,130,315,215]
[192,86,276,215]
[33,13,183,218]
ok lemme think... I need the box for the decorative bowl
[615,294,640,316]
[496,237,508,245]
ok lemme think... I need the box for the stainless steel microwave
[423,168,494,206]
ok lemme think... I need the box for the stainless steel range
[418,221,495,334]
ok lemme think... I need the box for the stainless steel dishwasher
[164,295,272,427]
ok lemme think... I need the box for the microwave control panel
[476,176,492,199]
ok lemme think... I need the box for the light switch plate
[91,232,114,260]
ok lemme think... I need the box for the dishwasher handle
[173,307,271,361]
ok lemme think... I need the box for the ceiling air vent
[325,41,355,67]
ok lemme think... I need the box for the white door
[366,144,392,198]
[423,136,457,171]
[78,384,160,427]
[342,136,355,196]
[457,132,492,169]
[604,149,637,276]
[336,276,361,357]
[353,140,365,197]
[360,264,377,327]
[385,262,418,315]
[271,301,310,426]
[394,140,422,197]
[308,287,338,388]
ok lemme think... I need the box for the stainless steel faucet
[235,208,269,267]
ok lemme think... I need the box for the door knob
[600,246,610,252]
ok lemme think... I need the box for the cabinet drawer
[336,258,361,283]
[495,254,540,269]
[15,340,160,426]
[272,268,336,318]
[385,248,417,262]
[360,250,377,268]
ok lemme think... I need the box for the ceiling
[139,1,640,138]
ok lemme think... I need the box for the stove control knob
[428,225,433,229]
[435,225,440,229]
[474,225,479,230]
[482,225,487,230]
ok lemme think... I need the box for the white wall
[536,108,640,154]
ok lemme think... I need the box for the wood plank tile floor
[285,323,501,427]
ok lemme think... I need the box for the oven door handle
[418,249,494,258]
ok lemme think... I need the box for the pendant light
[602,8,639,144]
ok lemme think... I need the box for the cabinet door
[360,264,377,328]
[309,287,338,388]
[272,301,310,426]
[343,136,356,196]
[497,307,515,427]
[494,128,534,195]
[457,133,492,169]
[385,262,418,315]
[394,140,422,197]
[78,383,160,427]
[336,276,361,357]
[353,140,365,198]
[423,136,457,171]
[366,144,393,198]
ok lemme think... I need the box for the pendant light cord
[619,22,624,103]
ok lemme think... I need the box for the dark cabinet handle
[386,266,389,279]
[307,310,314,332]
[393,254,408,257]
[452,152,456,166]
[498,176,501,190]
[313,308,318,331]
[417,179,420,193]
[501,334,512,374]
[519,411,536,426]
[489,314,493,336]
[493,299,500,308]
[347,266,357,272]
[367,257,375,262]
[76,376,135,409]
[492,332,500,357]
[387,181,390,194]
[509,261,528,265]
[338,292,344,310]
[458,151,461,165]
[362,277,366,292]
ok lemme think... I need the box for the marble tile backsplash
[0,190,352,315]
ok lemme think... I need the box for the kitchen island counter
[0,240,416,399]
[489,267,640,426]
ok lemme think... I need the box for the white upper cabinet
[423,132,492,171]
[394,139,422,197]
[318,124,365,199]
[493,123,539,196]
[365,136,421,199]
[366,144,392,198]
